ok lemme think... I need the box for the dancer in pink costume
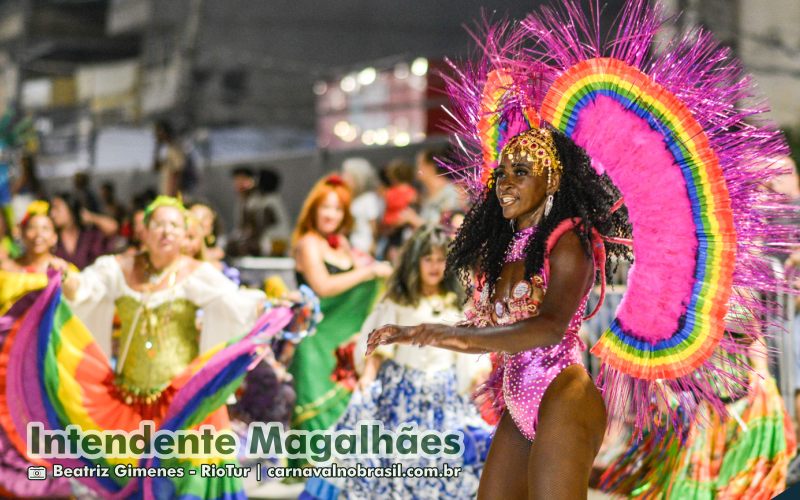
[368,0,797,497]
[370,126,624,498]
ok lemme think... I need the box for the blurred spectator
[227,166,290,257]
[10,154,44,225]
[766,156,800,245]
[342,157,382,255]
[290,174,390,440]
[404,147,464,228]
[380,158,418,262]
[185,208,241,285]
[189,202,226,262]
[183,211,209,262]
[440,209,466,238]
[382,159,417,229]
[766,155,800,443]
[121,189,156,255]
[73,172,100,213]
[98,181,130,252]
[152,120,186,197]
[767,156,800,201]
[11,154,43,196]
[99,182,126,223]
[49,192,115,269]
[258,168,291,255]
[122,208,147,256]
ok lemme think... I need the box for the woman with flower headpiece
[0,201,80,314]
[63,196,265,362]
[290,175,391,444]
[0,195,290,499]
[0,201,73,273]
[367,1,797,497]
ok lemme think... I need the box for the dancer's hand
[52,258,80,300]
[366,323,463,355]
[48,257,71,274]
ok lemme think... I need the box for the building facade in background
[0,0,794,224]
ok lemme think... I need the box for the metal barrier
[772,257,797,418]
[779,289,796,418]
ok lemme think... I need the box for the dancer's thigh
[527,365,606,500]
[478,411,530,499]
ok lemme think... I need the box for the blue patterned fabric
[302,360,492,499]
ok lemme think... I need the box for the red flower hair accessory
[325,174,345,187]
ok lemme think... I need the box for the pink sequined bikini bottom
[501,330,585,441]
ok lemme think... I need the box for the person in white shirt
[342,157,383,256]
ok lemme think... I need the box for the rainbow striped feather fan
[441,0,797,431]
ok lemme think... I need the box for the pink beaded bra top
[463,223,604,328]
[465,274,545,327]
[465,226,550,326]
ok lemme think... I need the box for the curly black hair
[448,128,632,296]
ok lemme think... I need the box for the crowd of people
[0,134,497,498]
[1,140,469,270]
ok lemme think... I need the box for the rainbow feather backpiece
[440,0,797,432]
[0,272,296,499]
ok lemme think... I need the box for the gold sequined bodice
[114,296,199,397]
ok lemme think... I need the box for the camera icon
[27,466,47,480]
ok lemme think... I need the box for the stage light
[357,67,377,86]
[313,81,328,96]
[393,132,411,147]
[374,128,389,145]
[411,58,428,76]
[340,74,357,92]
[361,130,376,146]
[341,126,358,143]
[334,120,351,137]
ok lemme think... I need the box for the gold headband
[489,128,562,188]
